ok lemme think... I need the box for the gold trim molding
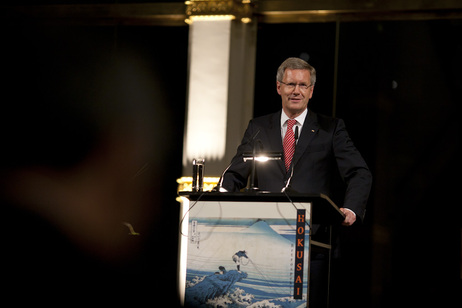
[177,176,220,193]
[185,0,255,23]
[2,1,462,26]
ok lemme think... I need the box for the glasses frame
[278,81,313,91]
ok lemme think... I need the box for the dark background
[1,13,460,308]
[254,20,461,307]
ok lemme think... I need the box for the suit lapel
[292,110,319,168]
[267,110,286,173]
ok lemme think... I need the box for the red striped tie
[283,119,297,172]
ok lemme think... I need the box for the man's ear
[308,85,314,99]
[276,81,282,95]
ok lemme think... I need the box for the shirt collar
[281,108,308,127]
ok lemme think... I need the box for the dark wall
[255,20,461,307]
[338,20,461,307]
[0,24,188,304]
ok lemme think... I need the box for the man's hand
[339,208,356,226]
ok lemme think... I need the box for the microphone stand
[211,161,233,192]
[246,140,259,191]
[212,130,261,192]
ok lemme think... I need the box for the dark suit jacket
[222,109,372,221]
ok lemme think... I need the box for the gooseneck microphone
[281,125,299,193]
[212,129,261,192]
[212,161,234,192]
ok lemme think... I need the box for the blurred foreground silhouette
[0,26,175,305]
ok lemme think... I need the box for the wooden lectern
[177,192,344,307]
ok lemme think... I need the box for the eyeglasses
[279,81,313,91]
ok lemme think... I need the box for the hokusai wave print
[184,216,310,308]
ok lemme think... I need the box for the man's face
[277,69,314,118]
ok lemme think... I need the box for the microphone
[212,161,233,192]
[282,125,299,193]
[212,129,261,192]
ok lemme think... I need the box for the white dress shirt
[280,108,308,141]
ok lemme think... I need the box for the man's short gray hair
[276,57,316,85]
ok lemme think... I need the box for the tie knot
[287,119,297,129]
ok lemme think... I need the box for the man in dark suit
[222,57,372,226]
[222,56,372,307]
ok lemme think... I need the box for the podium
[177,192,344,307]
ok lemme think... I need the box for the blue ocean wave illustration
[185,219,308,307]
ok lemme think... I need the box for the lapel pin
[311,129,315,133]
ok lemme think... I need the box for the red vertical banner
[293,209,306,299]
